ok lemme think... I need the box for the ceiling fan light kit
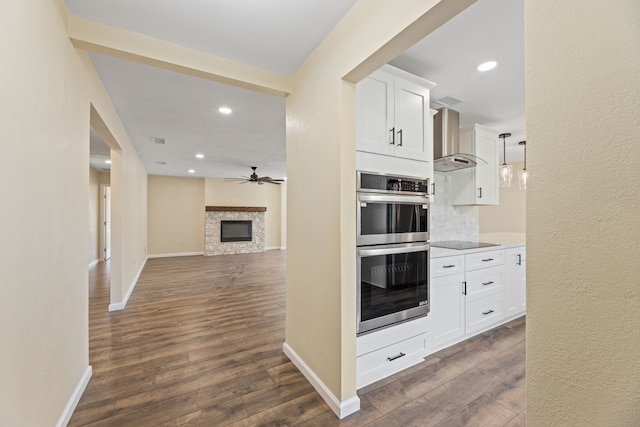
[225,166,285,185]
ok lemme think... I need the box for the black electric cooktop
[430,240,500,250]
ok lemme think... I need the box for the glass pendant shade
[518,169,528,190]
[499,133,512,188]
[500,164,513,187]
[518,140,527,190]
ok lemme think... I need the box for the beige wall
[147,177,285,254]
[526,1,640,425]
[285,0,476,403]
[265,183,282,249]
[148,175,205,255]
[205,177,266,206]
[479,161,526,233]
[0,1,148,425]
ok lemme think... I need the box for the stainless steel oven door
[356,193,429,246]
[357,242,429,335]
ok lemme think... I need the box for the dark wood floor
[70,251,525,426]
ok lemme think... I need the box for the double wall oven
[357,171,430,335]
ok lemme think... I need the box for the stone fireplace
[205,206,266,255]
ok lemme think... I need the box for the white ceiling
[71,0,526,178]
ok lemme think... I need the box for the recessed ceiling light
[188,169,195,174]
[196,153,204,159]
[105,160,112,164]
[218,107,232,115]
[477,61,497,72]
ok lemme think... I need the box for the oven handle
[358,242,429,257]
[357,193,429,205]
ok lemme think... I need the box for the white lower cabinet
[356,246,526,388]
[465,293,505,334]
[426,247,525,355]
[504,247,526,317]
[426,255,466,352]
[356,317,428,389]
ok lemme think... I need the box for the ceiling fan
[225,166,285,185]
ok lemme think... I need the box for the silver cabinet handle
[478,187,483,198]
[431,182,436,195]
[397,129,403,146]
[517,254,522,265]
[482,258,494,262]
[482,281,494,286]
[462,281,467,295]
[482,310,494,315]
[443,264,456,269]
[387,352,406,362]
[389,127,395,145]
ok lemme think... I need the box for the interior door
[101,185,111,261]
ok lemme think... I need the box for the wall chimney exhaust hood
[433,108,485,172]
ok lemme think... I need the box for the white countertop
[431,232,525,258]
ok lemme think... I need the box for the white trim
[265,246,280,251]
[56,365,92,427]
[282,343,360,419]
[147,252,204,259]
[108,256,147,311]
[280,246,286,250]
[88,258,99,267]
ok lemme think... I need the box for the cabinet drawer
[357,333,427,389]
[466,294,505,334]
[431,255,464,278]
[465,265,504,302]
[465,249,504,271]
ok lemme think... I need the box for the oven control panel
[358,171,429,195]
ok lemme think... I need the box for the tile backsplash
[430,172,479,241]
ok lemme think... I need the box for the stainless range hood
[433,108,484,172]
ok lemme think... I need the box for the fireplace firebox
[220,220,252,242]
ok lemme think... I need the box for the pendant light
[499,133,513,187]
[518,140,527,190]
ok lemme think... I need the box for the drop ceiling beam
[68,16,292,97]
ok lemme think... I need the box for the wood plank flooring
[70,251,525,426]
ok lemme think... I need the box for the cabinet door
[356,70,395,157]
[393,78,432,162]
[505,247,526,317]
[451,125,499,206]
[473,128,499,205]
[426,273,465,351]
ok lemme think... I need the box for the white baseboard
[88,259,99,268]
[282,342,360,419]
[56,365,92,427]
[265,246,280,251]
[108,256,148,311]
[147,252,205,259]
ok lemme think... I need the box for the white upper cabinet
[356,65,435,173]
[450,125,499,205]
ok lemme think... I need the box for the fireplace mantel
[205,206,266,212]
